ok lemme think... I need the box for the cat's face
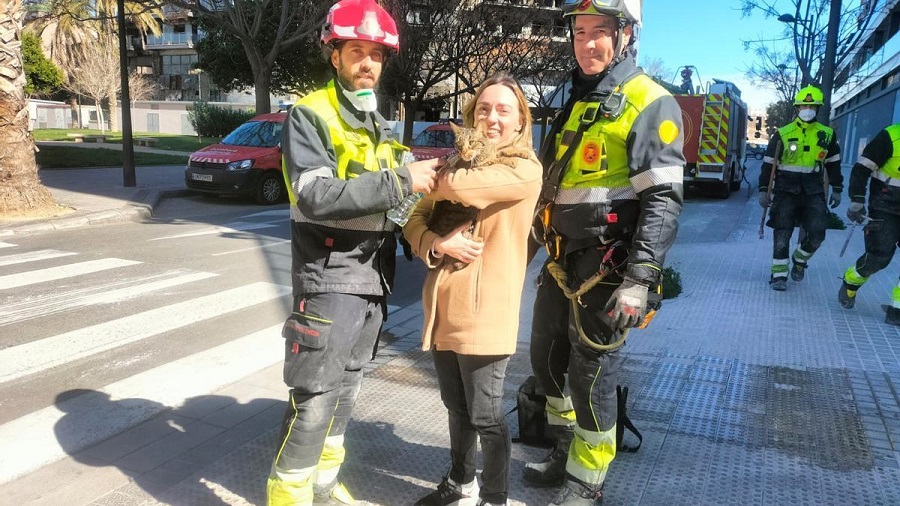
[452,123,490,163]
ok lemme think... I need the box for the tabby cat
[427,122,533,267]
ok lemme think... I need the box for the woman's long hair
[461,73,535,149]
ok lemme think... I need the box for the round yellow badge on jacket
[658,120,679,145]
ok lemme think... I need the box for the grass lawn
[33,129,220,153]
[36,145,188,169]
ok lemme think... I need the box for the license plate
[192,173,213,182]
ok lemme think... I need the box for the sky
[637,1,791,114]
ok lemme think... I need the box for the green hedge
[187,101,256,137]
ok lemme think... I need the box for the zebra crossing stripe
[150,221,279,241]
[0,242,18,248]
[0,324,284,485]
[0,258,141,291]
[0,282,291,384]
[0,269,218,326]
[0,249,78,267]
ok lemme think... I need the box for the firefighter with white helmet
[266,1,440,504]
[525,0,684,504]
[758,85,842,291]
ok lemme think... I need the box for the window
[162,54,198,77]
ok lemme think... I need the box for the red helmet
[321,0,400,52]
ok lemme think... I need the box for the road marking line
[242,209,289,219]
[150,221,279,241]
[211,239,291,256]
[0,324,284,485]
[0,269,218,326]
[0,249,78,267]
[0,242,17,248]
[0,282,291,384]
[0,258,141,291]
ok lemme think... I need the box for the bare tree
[1,0,57,216]
[641,57,673,83]
[740,0,878,95]
[168,0,329,115]
[65,34,118,133]
[127,69,159,102]
[380,0,569,143]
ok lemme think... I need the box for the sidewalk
[0,163,190,237]
[1,170,899,504]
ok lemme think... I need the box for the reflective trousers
[529,256,623,489]
[267,293,384,506]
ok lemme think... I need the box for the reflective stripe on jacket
[546,69,685,283]
[282,79,409,296]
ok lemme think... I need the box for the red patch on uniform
[325,237,334,247]
[582,141,600,165]
[817,152,826,161]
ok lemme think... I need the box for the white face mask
[342,88,378,113]
[798,109,817,122]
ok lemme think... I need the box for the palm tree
[25,0,94,78]
[1,0,57,215]
[26,0,163,130]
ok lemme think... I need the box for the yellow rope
[545,260,629,352]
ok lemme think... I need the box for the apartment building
[832,0,900,163]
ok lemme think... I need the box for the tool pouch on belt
[282,297,333,388]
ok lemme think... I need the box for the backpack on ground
[510,376,642,452]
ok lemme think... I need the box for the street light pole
[819,0,842,126]
[117,0,136,187]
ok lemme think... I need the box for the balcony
[145,32,198,49]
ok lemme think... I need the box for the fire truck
[669,66,749,198]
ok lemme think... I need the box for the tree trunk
[0,0,56,216]
[254,69,272,115]
[95,96,106,134]
[68,94,79,128]
[401,97,425,145]
[108,95,118,132]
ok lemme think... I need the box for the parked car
[747,143,767,160]
[184,112,287,205]
[409,121,460,161]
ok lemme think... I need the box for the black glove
[603,278,649,329]
[828,190,842,209]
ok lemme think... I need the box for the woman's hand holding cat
[433,223,484,264]
[408,158,441,194]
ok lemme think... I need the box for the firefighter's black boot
[886,307,900,327]
[838,281,859,309]
[790,261,807,282]
[550,479,603,505]
[769,276,787,291]
[523,425,573,488]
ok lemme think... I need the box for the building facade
[831,0,900,165]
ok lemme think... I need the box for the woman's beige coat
[403,150,542,355]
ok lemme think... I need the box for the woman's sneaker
[414,477,479,506]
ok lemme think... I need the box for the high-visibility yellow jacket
[282,79,412,296]
[538,58,685,286]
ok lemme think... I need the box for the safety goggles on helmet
[560,0,641,25]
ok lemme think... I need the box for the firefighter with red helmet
[525,0,684,504]
[758,85,842,291]
[266,1,440,504]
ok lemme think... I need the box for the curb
[0,188,193,238]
